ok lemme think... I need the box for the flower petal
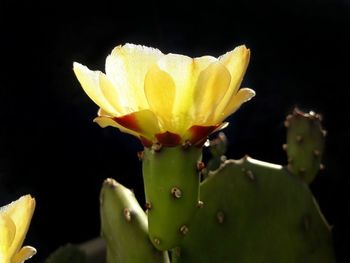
[0,195,35,258]
[157,54,217,133]
[73,63,118,114]
[95,109,160,142]
[105,44,164,111]
[186,125,219,146]
[94,116,141,138]
[220,88,256,122]
[144,65,175,132]
[0,215,16,250]
[192,61,231,125]
[215,46,250,119]
[155,131,182,147]
[12,246,36,263]
[98,73,125,115]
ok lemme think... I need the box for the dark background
[1,0,349,262]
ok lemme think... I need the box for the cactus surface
[284,108,326,184]
[172,157,334,263]
[142,145,202,250]
[100,178,170,263]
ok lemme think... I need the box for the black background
[1,0,349,262]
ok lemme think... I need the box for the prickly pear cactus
[100,108,334,263]
[100,178,170,263]
[172,157,334,263]
[283,108,326,184]
[142,145,202,250]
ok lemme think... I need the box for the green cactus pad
[284,108,326,184]
[142,145,202,250]
[100,178,170,263]
[173,157,334,263]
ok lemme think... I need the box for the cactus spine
[142,145,202,250]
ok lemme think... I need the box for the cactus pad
[173,157,334,263]
[284,108,326,184]
[142,145,202,250]
[100,178,170,263]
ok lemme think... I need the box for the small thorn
[217,211,225,224]
[182,140,192,150]
[171,187,182,199]
[284,121,290,128]
[203,139,210,147]
[313,149,321,157]
[152,142,162,152]
[104,178,118,188]
[197,200,204,208]
[123,208,132,222]
[320,164,325,170]
[296,135,303,143]
[137,151,144,161]
[145,202,152,210]
[220,155,227,162]
[154,238,160,245]
[322,129,327,137]
[293,108,299,116]
[246,170,255,181]
[282,144,288,151]
[180,225,189,235]
[197,161,205,171]
[286,114,293,121]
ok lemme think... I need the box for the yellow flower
[73,43,255,147]
[0,195,36,263]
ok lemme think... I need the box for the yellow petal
[144,65,175,132]
[157,54,217,133]
[98,73,125,114]
[0,215,16,250]
[73,63,118,114]
[105,44,164,111]
[193,61,231,125]
[0,195,35,258]
[220,88,256,122]
[12,246,36,263]
[215,46,250,119]
[95,109,160,141]
[94,116,140,137]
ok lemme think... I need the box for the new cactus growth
[142,146,202,250]
[100,178,170,263]
[284,108,326,184]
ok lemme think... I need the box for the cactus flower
[0,195,36,263]
[73,43,255,147]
